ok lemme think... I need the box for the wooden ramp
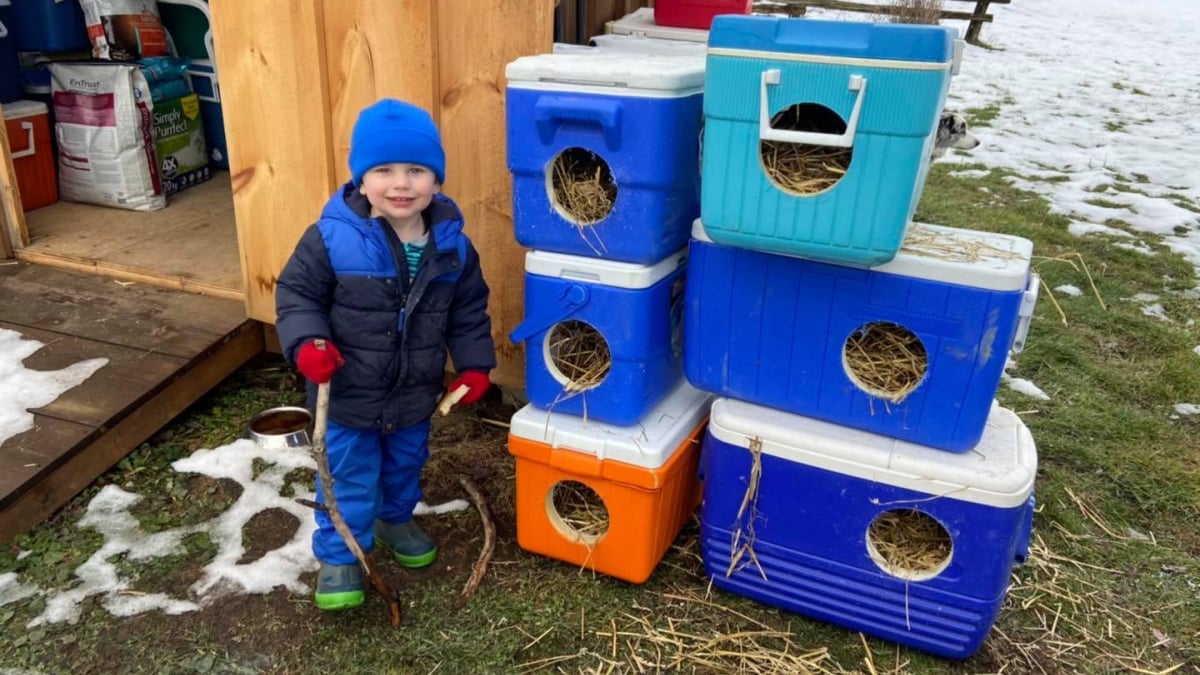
[0,261,262,543]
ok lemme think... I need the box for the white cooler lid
[525,248,686,290]
[2,100,49,121]
[510,380,713,468]
[607,7,710,43]
[691,219,1032,292]
[708,397,1037,508]
[506,52,705,96]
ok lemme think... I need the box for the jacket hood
[319,182,466,251]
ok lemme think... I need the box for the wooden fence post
[966,0,991,45]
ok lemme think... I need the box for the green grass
[2,169,1200,674]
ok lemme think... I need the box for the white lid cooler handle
[759,69,866,148]
[1011,272,1040,354]
[11,122,35,160]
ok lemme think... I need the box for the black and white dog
[932,111,980,159]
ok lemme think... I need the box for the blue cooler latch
[509,284,591,344]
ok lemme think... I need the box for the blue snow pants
[312,418,431,565]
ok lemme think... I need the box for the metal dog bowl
[246,406,313,449]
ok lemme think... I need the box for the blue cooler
[685,219,1038,452]
[0,0,21,104]
[506,52,704,264]
[188,61,227,168]
[10,0,90,52]
[700,398,1037,660]
[509,249,687,426]
[702,16,959,266]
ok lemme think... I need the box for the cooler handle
[534,96,622,148]
[11,122,35,160]
[186,64,221,104]
[759,69,866,148]
[1011,272,1040,354]
[508,283,590,344]
[952,39,965,76]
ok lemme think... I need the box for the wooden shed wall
[209,0,553,390]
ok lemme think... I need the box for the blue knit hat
[348,99,446,185]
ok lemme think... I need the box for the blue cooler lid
[708,15,957,63]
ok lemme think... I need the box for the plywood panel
[22,173,242,294]
[0,261,247,358]
[437,1,552,391]
[209,0,336,322]
[322,0,439,186]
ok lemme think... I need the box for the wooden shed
[0,0,649,541]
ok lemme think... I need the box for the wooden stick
[457,476,495,604]
[437,384,470,416]
[310,340,402,626]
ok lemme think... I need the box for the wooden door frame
[0,103,31,258]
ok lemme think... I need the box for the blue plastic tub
[700,398,1037,659]
[0,1,22,104]
[10,0,89,52]
[509,248,687,426]
[506,52,704,264]
[684,219,1038,452]
[702,15,959,266]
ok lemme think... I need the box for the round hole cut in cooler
[842,321,929,405]
[548,480,610,544]
[866,509,953,582]
[698,397,1038,660]
[545,319,612,393]
[546,147,618,251]
[701,15,959,267]
[506,52,704,264]
[760,103,852,196]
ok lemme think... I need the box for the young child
[275,98,496,611]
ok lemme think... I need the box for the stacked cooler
[685,15,1041,659]
[503,51,712,584]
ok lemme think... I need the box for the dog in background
[932,111,980,159]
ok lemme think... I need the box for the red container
[653,0,752,30]
[3,100,57,211]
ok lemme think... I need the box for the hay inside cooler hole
[548,147,618,231]
[545,320,612,393]
[547,480,610,544]
[760,103,853,196]
[866,509,953,581]
[842,321,928,404]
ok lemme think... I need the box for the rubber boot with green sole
[376,519,437,568]
[314,562,364,611]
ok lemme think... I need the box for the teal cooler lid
[708,15,956,63]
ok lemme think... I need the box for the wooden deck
[0,261,263,543]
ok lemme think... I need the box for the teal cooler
[702,16,958,266]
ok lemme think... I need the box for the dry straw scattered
[727,436,768,581]
[888,0,943,25]
[550,480,610,544]
[843,322,928,404]
[866,510,952,579]
[549,320,612,393]
[760,105,852,195]
[551,148,617,254]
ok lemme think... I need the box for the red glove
[448,370,490,405]
[296,340,345,384]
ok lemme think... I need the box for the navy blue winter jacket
[275,184,496,430]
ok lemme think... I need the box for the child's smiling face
[358,162,439,227]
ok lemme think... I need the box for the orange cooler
[3,100,57,211]
[508,381,712,584]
